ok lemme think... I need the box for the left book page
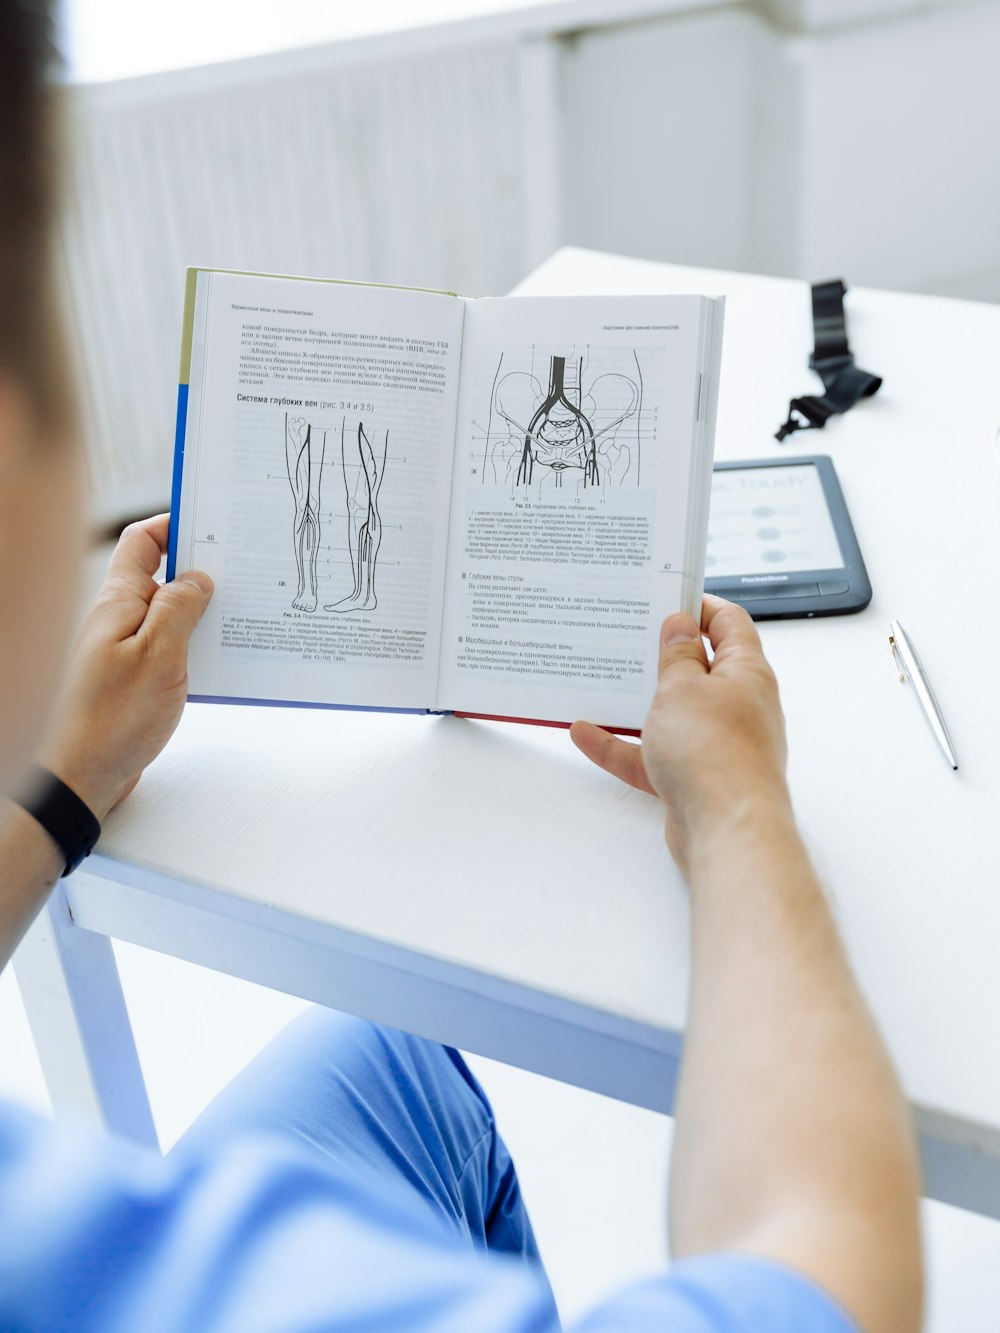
[169,270,465,711]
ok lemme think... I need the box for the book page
[173,271,464,710]
[437,295,711,730]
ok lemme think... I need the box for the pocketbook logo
[739,574,789,584]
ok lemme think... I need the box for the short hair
[0,1,62,416]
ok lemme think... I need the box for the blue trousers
[173,1008,552,1288]
[0,1009,857,1330]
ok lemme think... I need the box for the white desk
[16,249,1000,1217]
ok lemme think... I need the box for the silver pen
[888,620,958,771]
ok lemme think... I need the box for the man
[0,4,921,1329]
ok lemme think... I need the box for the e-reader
[704,455,871,620]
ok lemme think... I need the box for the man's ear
[0,370,81,498]
[0,373,55,624]
[0,371,86,793]
[0,376,34,474]
[0,378,49,787]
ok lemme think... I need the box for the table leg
[13,878,158,1149]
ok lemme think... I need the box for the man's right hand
[571,595,791,873]
[576,595,923,1333]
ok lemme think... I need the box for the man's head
[0,0,85,791]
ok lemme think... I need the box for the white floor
[3,945,1000,1330]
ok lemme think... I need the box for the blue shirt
[0,1100,859,1332]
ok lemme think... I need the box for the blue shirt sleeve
[0,1101,859,1333]
[570,1252,860,1333]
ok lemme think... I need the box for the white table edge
[69,854,685,1112]
[44,853,1000,1220]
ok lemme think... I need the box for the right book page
[437,293,724,731]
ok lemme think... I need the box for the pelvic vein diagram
[482,350,643,493]
[284,413,387,614]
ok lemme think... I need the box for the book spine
[453,712,640,739]
[187,696,430,715]
[165,381,188,582]
[166,267,202,582]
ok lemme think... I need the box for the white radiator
[58,37,559,526]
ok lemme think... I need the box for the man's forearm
[0,799,63,969]
[669,798,922,1333]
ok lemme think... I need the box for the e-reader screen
[704,456,871,620]
[707,463,844,576]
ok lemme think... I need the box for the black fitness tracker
[11,766,101,877]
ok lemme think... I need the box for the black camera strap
[775,279,882,442]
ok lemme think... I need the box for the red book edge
[453,711,641,739]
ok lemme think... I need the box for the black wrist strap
[11,766,101,877]
[775,279,882,442]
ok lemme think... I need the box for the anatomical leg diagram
[485,351,642,492]
[325,418,388,614]
[285,413,326,612]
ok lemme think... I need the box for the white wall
[758,0,983,31]
[560,0,1000,298]
[783,1,1000,298]
[560,9,765,273]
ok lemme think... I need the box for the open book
[168,269,724,732]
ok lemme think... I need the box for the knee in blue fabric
[172,1008,543,1258]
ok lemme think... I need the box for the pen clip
[888,633,908,683]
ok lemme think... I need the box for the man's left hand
[40,513,212,821]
